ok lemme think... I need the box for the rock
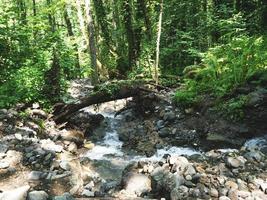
[59,161,71,171]
[156,120,165,129]
[15,133,23,140]
[184,165,196,176]
[0,161,9,169]
[219,196,231,200]
[60,130,84,143]
[227,189,238,200]
[244,151,263,162]
[84,141,95,149]
[225,180,238,190]
[209,188,219,198]
[81,189,94,197]
[185,175,192,181]
[170,186,189,200]
[151,167,185,192]
[163,112,176,122]
[28,191,49,200]
[67,142,78,153]
[28,171,47,180]
[158,127,170,138]
[122,172,151,196]
[53,193,75,200]
[0,143,8,153]
[0,185,30,200]
[226,156,245,168]
[40,139,63,153]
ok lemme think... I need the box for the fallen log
[53,80,149,123]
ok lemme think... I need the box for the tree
[84,0,99,85]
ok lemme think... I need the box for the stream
[81,101,267,185]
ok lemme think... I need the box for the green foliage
[173,35,267,119]
[216,95,249,121]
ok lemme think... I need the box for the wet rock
[53,193,75,200]
[163,112,176,122]
[0,185,30,200]
[122,172,151,196]
[244,151,263,162]
[28,191,49,200]
[158,128,170,138]
[156,120,165,130]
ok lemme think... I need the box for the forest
[0,0,267,199]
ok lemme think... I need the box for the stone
[185,175,192,181]
[122,172,151,196]
[170,186,189,200]
[228,189,238,200]
[184,165,196,176]
[156,120,165,129]
[226,157,243,168]
[225,180,238,190]
[28,191,49,200]
[40,139,63,153]
[0,185,30,200]
[67,142,78,153]
[163,112,176,122]
[15,133,23,140]
[28,171,47,180]
[81,189,94,197]
[210,188,219,198]
[0,161,9,169]
[53,193,75,200]
[219,196,231,200]
[60,161,71,171]
[60,130,84,143]
[158,128,170,138]
[244,151,263,162]
[0,143,8,153]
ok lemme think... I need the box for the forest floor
[0,79,267,200]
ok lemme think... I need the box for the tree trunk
[84,0,99,85]
[123,0,136,71]
[154,0,163,85]
[53,83,144,123]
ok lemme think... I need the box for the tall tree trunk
[84,0,99,85]
[123,0,136,71]
[64,4,81,78]
[154,0,163,84]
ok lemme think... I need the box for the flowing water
[81,100,267,183]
